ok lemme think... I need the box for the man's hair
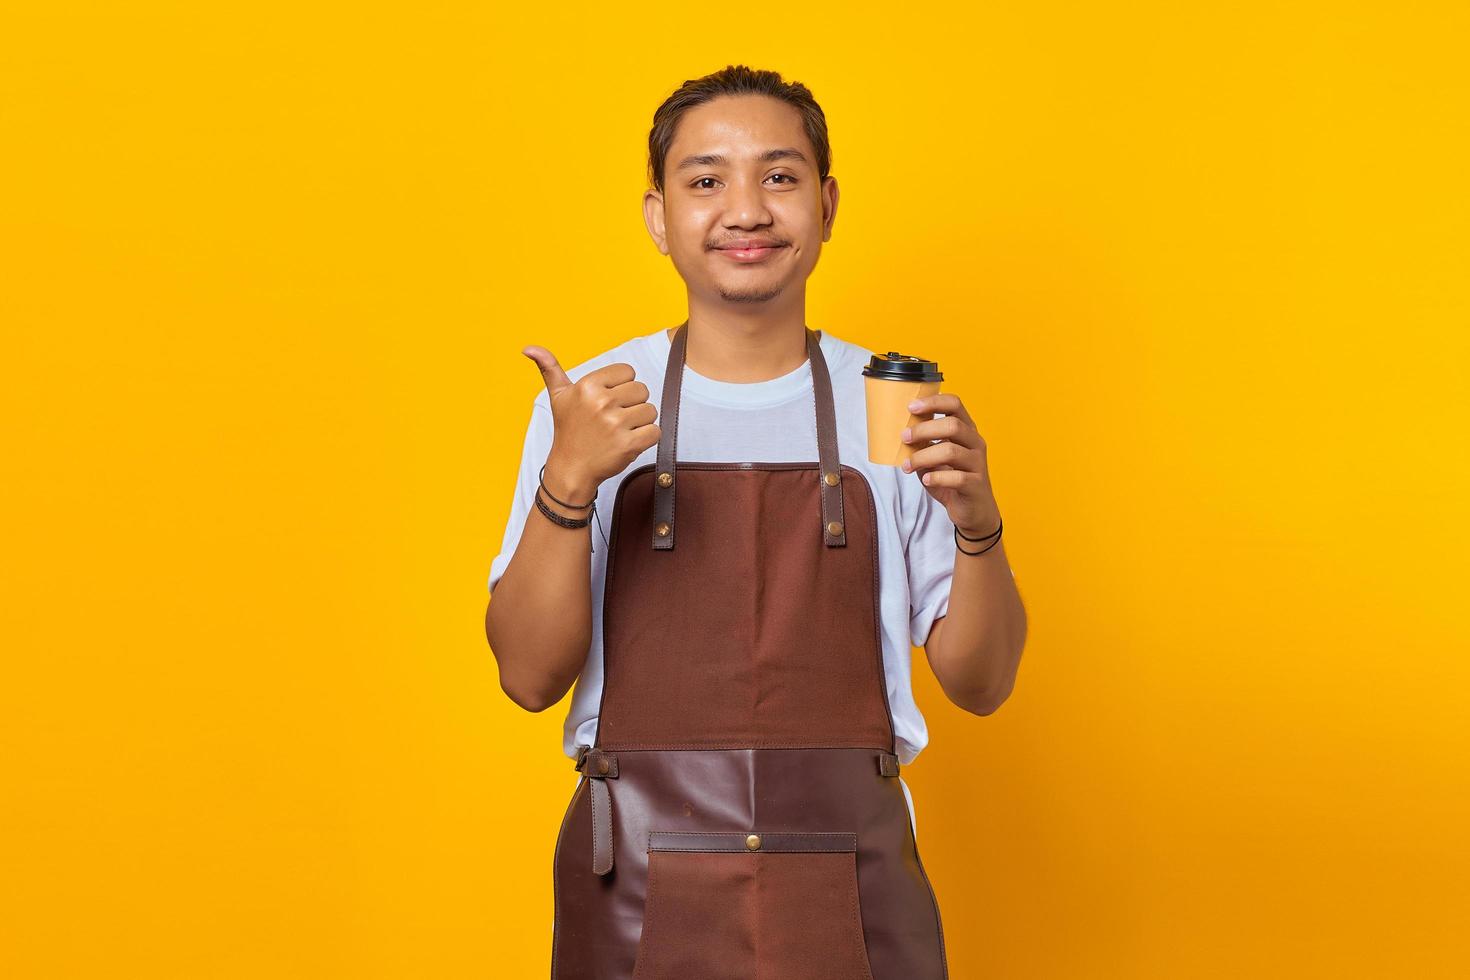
[647,64,831,194]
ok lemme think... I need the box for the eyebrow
[673,147,809,172]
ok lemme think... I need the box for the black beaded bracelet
[954,517,1003,556]
[534,487,593,528]
[533,487,607,553]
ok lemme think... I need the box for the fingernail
[900,427,912,443]
[901,458,911,472]
[907,400,923,412]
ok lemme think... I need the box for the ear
[642,187,669,255]
[820,175,839,242]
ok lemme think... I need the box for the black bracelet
[538,463,595,510]
[534,487,593,528]
[954,518,1002,556]
[955,517,1002,542]
[533,486,608,553]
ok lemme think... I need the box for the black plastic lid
[862,351,943,383]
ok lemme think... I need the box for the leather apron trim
[648,830,857,853]
[570,746,893,875]
[572,748,901,877]
[574,746,620,876]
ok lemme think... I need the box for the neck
[669,296,814,383]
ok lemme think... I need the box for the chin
[714,276,786,304]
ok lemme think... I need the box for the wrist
[542,458,599,505]
[954,520,1003,556]
[955,515,1001,540]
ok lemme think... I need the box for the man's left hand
[901,393,1002,539]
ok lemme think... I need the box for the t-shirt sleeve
[904,478,958,648]
[487,395,555,593]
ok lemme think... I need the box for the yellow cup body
[864,376,943,466]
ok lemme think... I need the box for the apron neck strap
[651,321,847,551]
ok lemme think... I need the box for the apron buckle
[573,747,619,876]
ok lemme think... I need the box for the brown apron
[550,323,949,979]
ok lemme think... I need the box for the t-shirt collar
[652,327,821,409]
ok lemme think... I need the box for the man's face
[644,94,838,306]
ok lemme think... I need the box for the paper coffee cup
[863,351,943,466]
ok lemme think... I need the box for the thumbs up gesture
[523,345,661,499]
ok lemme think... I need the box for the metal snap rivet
[655,521,671,537]
[657,471,673,488]
[746,834,762,851]
[823,471,839,487]
[826,521,844,537]
[597,757,610,775]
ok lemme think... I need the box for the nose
[722,176,773,229]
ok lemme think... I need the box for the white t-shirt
[488,326,957,837]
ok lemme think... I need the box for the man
[485,64,1026,980]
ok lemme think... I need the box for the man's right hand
[523,345,661,499]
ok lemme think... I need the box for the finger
[908,393,973,426]
[911,461,954,482]
[905,441,971,473]
[584,361,637,388]
[522,345,573,395]
[917,468,975,490]
[905,414,978,449]
[607,378,652,408]
[619,401,658,429]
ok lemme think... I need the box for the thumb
[523,345,573,395]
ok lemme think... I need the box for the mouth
[712,243,788,263]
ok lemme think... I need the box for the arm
[922,537,1026,716]
[485,463,600,713]
[902,392,1028,716]
[484,345,660,713]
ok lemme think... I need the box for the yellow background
[3,3,1467,977]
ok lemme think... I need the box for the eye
[768,173,796,184]
[692,177,718,189]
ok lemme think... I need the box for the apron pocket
[631,831,873,980]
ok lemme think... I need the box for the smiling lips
[713,239,788,263]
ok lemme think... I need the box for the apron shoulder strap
[651,322,846,550]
